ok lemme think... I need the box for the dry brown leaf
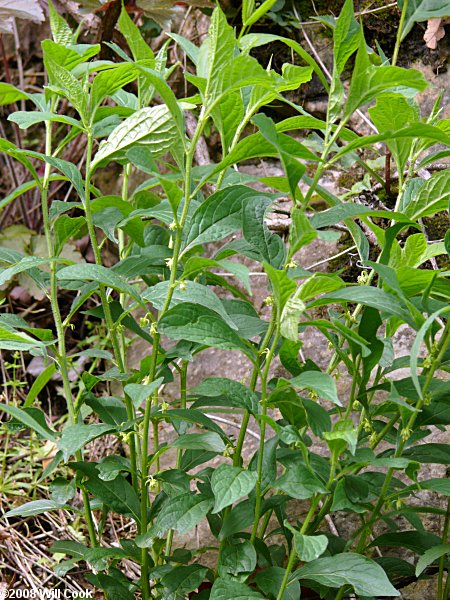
[424,17,450,49]
[0,0,44,34]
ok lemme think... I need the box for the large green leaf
[309,286,417,327]
[210,578,263,599]
[201,7,235,104]
[416,544,450,577]
[345,37,427,117]
[191,378,260,415]
[91,64,138,111]
[242,193,285,268]
[118,5,154,62]
[92,105,177,167]
[182,186,276,253]
[0,83,29,106]
[0,404,57,441]
[56,263,144,305]
[70,462,141,523]
[57,423,115,461]
[404,169,450,220]
[254,567,300,600]
[211,464,258,513]
[160,565,208,598]
[333,0,360,74]
[290,371,341,406]
[144,280,237,329]
[137,493,213,544]
[5,500,71,518]
[159,303,252,358]
[276,463,327,500]
[219,541,257,576]
[368,93,418,175]
[293,553,399,596]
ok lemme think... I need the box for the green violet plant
[1,0,450,598]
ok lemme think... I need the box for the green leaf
[252,113,305,200]
[54,215,85,255]
[309,286,417,328]
[243,0,277,27]
[276,463,327,500]
[0,324,47,352]
[210,132,318,181]
[290,371,341,406]
[118,5,154,62]
[160,565,208,598]
[219,541,257,576]
[4,500,71,518]
[0,83,29,106]
[416,544,450,577]
[202,7,235,103]
[93,105,177,167]
[56,263,144,305]
[370,530,441,554]
[8,111,81,131]
[144,280,237,330]
[403,443,450,464]
[137,493,213,544]
[50,477,76,504]
[368,93,418,175]
[293,553,399,596]
[57,423,115,461]
[91,64,138,111]
[211,464,258,513]
[404,169,450,220]
[294,533,329,562]
[123,378,163,410]
[264,263,296,311]
[333,0,360,74]
[172,432,226,453]
[158,303,252,358]
[400,0,450,40]
[48,0,73,46]
[24,362,57,408]
[191,378,260,415]
[0,404,57,441]
[70,462,141,523]
[345,37,427,117]
[167,33,199,65]
[45,57,87,122]
[183,186,276,253]
[254,567,300,600]
[242,193,285,268]
[323,419,359,455]
[210,578,263,599]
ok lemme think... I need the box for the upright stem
[250,324,280,542]
[83,132,139,492]
[392,0,408,67]
[41,116,97,547]
[140,117,205,594]
[354,318,450,554]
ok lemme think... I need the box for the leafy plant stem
[354,317,450,553]
[276,495,322,600]
[83,131,139,493]
[139,115,206,592]
[392,0,408,67]
[250,324,280,542]
[41,115,98,547]
[233,317,277,468]
[164,360,188,558]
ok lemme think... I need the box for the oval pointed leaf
[293,553,399,597]
[93,105,177,166]
[211,464,258,513]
